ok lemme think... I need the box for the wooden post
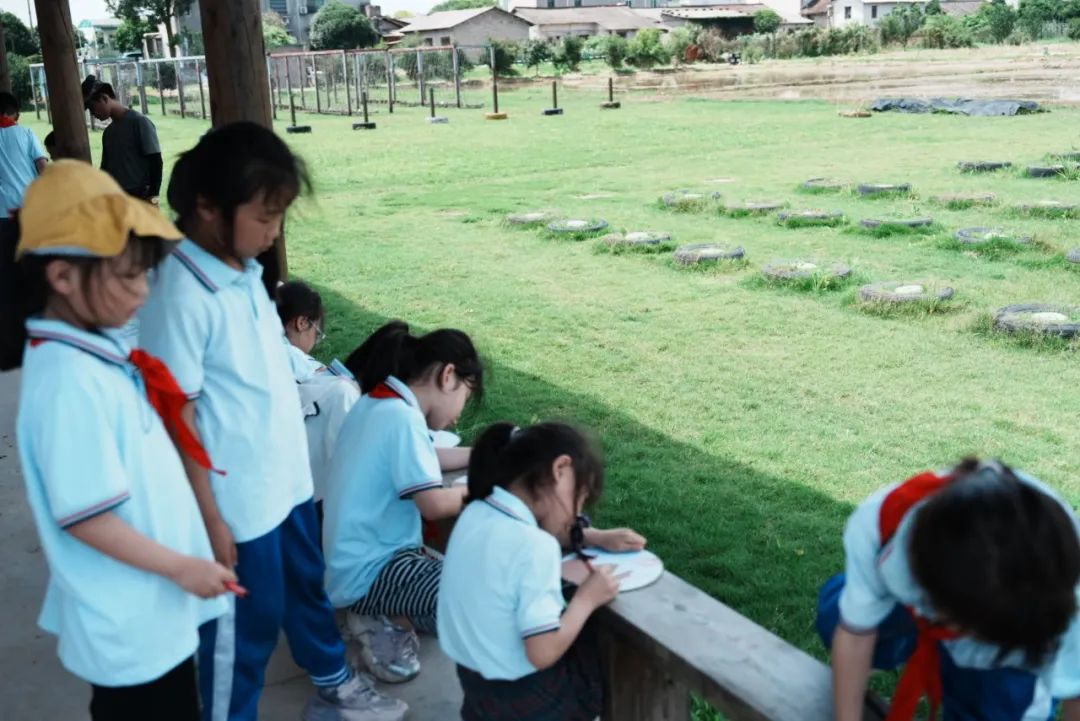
[387,52,395,114]
[452,47,461,109]
[34,0,90,161]
[362,91,369,124]
[609,76,614,103]
[492,66,499,114]
[156,62,166,116]
[285,58,294,114]
[354,53,362,111]
[275,58,284,114]
[136,61,149,115]
[31,64,40,119]
[195,58,206,119]
[429,86,435,118]
[175,60,185,118]
[268,56,277,120]
[416,50,424,106]
[299,55,307,110]
[552,80,558,109]
[314,55,321,114]
[343,50,351,116]
[197,0,279,284]
[290,93,297,126]
[0,24,12,94]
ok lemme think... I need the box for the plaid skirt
[456,625,603,721]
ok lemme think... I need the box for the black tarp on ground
[870,97,1043,116]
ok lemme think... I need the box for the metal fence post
[136,61,148,115]
[387,52,395,114]
[298,56,307,110]
[175,59,185,118]
[156,62,165,116]
[416,50,424,106]
[343,50,352,116]
[453,47,461,109]
[285,57,294,117]
[268,56,277,120]
[314,55,322,114]
[196,58,207,119]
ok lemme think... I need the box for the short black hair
[910,458,1080,666]
[0,92,19,116]
[43,132,55,148]
[275,280,324,329]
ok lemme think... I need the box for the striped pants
[350,548,442,634]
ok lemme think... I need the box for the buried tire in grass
[660,190,722,212]
[857,281,956,314]
[1014,201,1080,219]
[505,211,558,228]
[673,243,746,266]
[931,192,997,210]
[777,209,846,228]
[993,303,1080,339]
[799,177,848,194]
[760,260,853,291]
[954,227,1033,246]
[1025,165,1068,179]
[599,231,674,253]
[724,200,787,217]
[546,218,609,240]
[859,217,935,235]
[857,183,912,198]
[957,161,1012,173]
[1067,248,1080,265]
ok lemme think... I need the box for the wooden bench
[597,571,886,721]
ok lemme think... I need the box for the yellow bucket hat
[16,159,182,259]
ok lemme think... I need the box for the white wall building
[398,7,533,49]
[77,18,122,59]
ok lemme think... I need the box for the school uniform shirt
[839,471,1080,700]
[322,375,442,607]
[16,318,227,686]
[0,123,45,214]
[138,239,314,543]
[437,486,566,681]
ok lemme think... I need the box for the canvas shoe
[345,612,422,684]
[301,672,408,721]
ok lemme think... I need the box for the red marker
[225,581,249,598]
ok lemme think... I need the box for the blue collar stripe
[173,249,220,293]
[28,329,128,366]
[484,496,529,524]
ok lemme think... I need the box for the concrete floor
[0,369,462,720]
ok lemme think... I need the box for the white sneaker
[301,672,408,721]
[346,612,421,684]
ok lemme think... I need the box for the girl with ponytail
[436,421,646,721]
[322,320,484,685]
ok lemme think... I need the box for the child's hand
[590,527,646,552]
[578,564,621,608]
[172,557,238,599]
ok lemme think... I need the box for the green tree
[310,0,378,50]
[522,39,551,74]
[597,34,628,69]
[925,0,943,15]
[486,39,519,75]
[879,5,924,45]
[263,10,296,50]
[1069,16,1080,37]
[753,9,783,34]
[114,17,155,53]
[106,0,194,53]
[978,0,1018,42]
[626,28,671,68]
[1017,0,1061,37]
[9,54,32,107]
[429,0,495,11]
[665,26,696,65]
[552,36,583,72]
[1,12,39,56]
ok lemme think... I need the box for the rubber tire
[506,212,554,226]
[994,303,1080,338]
[674,243,745,265]
[1066,249,1080,265]
[726,201,785,214]
[762,261,851,281]
[777,210,844,224]
[857,183,912,196]
[858,282,954,303]
[547,219,609,234]
[286,125,312,134]
[603,232,670,247]
[661,191,721,207]
[801,178,847,191]
[957,161,1011,173]
[1025,165,1066,178]
[860,217,933,229]
[932,192,996,206]
[954,227,1032,245]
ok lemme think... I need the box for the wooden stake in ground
[601,76,621,110]
[353,90,375,130]
[543,80,563,116]
[35,0,90,161]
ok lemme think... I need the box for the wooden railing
[597,571,887,721]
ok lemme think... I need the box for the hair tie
[510,426,522,440]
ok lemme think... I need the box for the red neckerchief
[0,117,17,128]
[879,471,957,721]
[129,349,225,475]
[370,381,440,544]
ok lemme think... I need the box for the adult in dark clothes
[81,75,164,204]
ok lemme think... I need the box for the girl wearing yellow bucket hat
[1,161,237,721]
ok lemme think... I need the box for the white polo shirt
[840,472,1080,699]
[138,239,314,543]
[322,376,442,607]
[437,486,566,681]
[16,318,227,686]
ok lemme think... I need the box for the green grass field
[28,86,1080,686]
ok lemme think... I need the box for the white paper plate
[431,430,462,448]
[561,548,664,593]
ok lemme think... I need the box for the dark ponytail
[910,457,1080,667]
[466,421,605,508]
[345,320,484,401]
